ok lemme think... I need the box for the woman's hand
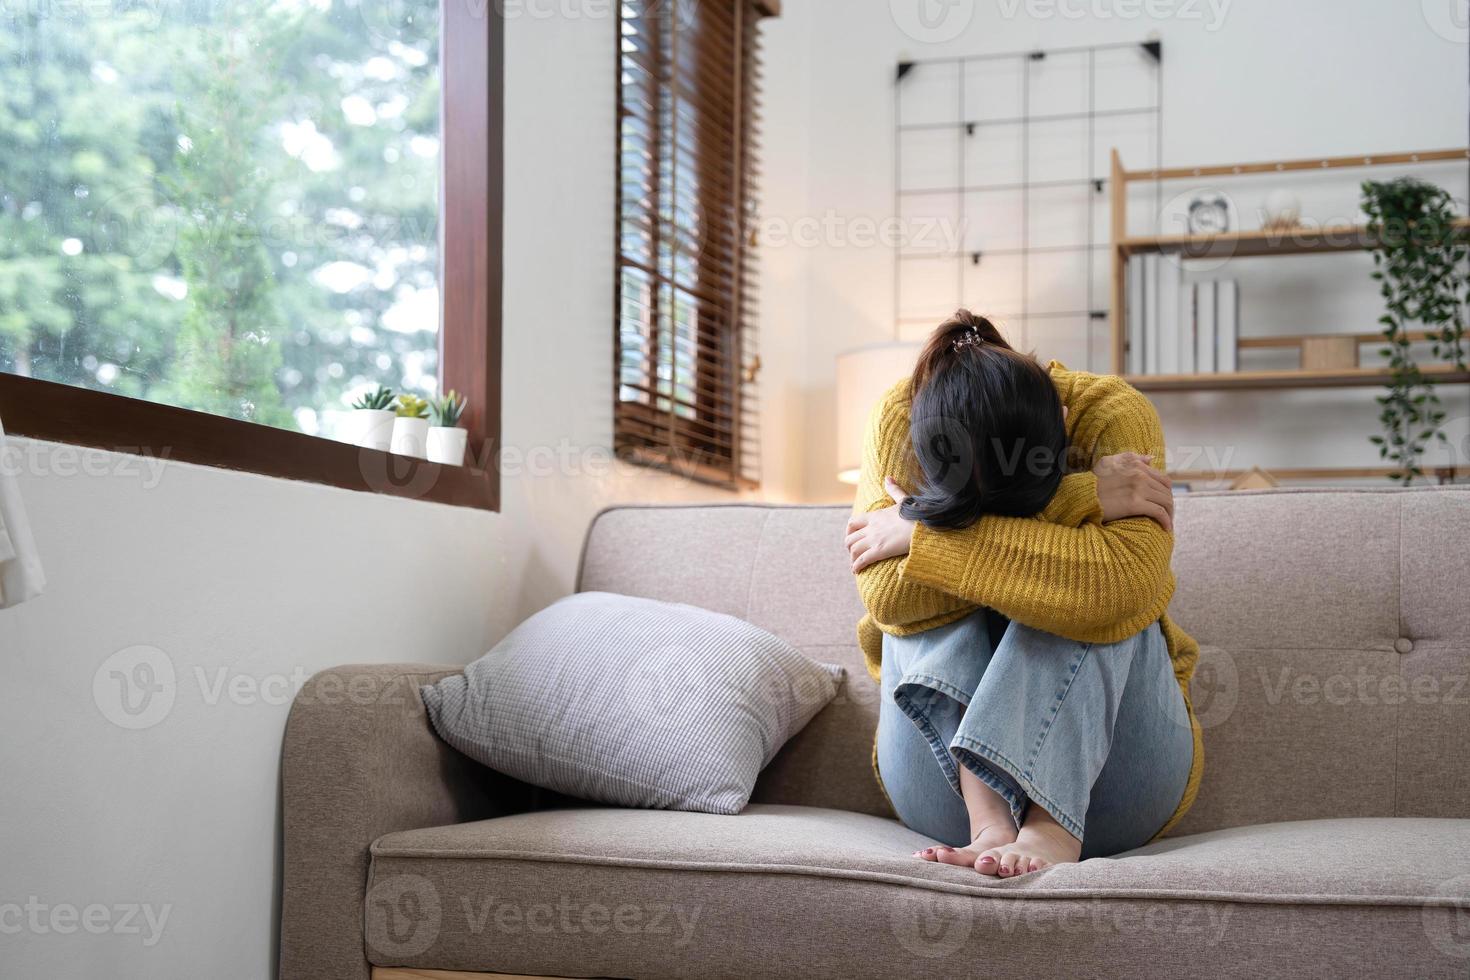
[846,477,916,573]
[1093,452,1174,531]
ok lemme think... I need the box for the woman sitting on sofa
[844,309,1202,877]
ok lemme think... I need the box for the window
[615,0,773,489]
[0,1,501,509]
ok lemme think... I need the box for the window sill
[0,373,498,511]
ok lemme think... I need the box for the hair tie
[952,328,985,353]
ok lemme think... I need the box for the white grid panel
[895,42,1161,371]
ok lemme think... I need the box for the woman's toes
[1027,856,1045,873]
[974,850,1001,875]
[934,846,976,868]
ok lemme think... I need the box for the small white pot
[354,409,395,452]
[390,416,430,459]
[426,426,468,466]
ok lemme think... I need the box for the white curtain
[0,415,46,608]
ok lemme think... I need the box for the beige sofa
[280,487,1470,980]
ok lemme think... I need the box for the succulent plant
[350,385,395,411]
[432,390,466,428]
[394,394,431,419]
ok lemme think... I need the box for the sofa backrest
[577,487,1470,833]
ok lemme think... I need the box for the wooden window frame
[0,3,504,511]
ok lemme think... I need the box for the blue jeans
[876,609,1192,859]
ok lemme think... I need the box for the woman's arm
[851,379,1177,643]
[849,388,957,629]
[901,501,1174,644]
[849,385,1125,629]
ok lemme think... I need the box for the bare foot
[975,805,1081,877]
[914,765,1019,866]
[914,822,1017,867]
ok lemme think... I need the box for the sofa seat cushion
[365,805,1470,980]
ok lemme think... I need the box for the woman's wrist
[844,476,918,573]
[1092,453,1174,531]
[1040,472,1103,527]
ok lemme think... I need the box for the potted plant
[390,394,432,459]
[350,385,396,451]
[1362,177,1469,483]
[427,390,468,466]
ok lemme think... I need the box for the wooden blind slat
[617,256,742,314]
[615,410,739,453]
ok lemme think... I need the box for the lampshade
[835,342,922,484]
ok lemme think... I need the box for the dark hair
[898,310,1066,529]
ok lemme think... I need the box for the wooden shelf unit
[1119,218,1470,260]
[1107,146,1470,377]
[1106,147,1470,484]
[1127,365,1470,393]
[1235,330,1433,351]
[1169,465,1462,484]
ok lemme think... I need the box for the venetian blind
[614,0,771,487]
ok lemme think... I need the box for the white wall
[758,0,1470,501]
[2,3,1465,977]
[0,8,764,980]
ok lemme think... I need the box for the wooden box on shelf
[1299,336,1358,371]
[1237,330,1436,371]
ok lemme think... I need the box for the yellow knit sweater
[853,361,1202,836]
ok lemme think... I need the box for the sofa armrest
[278,663,527,980]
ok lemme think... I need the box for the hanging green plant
[1361,177,1468,483]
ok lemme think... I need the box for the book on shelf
[1196,280,1217,373]
[1157,255,1183,374]
[1217,280,1238,372]
[1176,268,1187,376]
[1143,254,1160,375]
[1128,261,1240,377]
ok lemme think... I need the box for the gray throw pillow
[421,591,844,815]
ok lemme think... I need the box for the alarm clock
[1186,193,1231,235]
